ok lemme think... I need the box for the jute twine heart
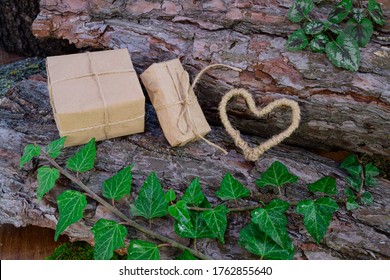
[218,88,301,162]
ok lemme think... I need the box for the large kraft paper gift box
[46,49,145,147]
[140,59,211,146]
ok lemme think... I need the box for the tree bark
[32,0,390,157]
[0,0,79,56]
[0,69,389,259]
[0,0,40,56]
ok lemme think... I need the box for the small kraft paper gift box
[140,59,211,147]
[46,49,145,147]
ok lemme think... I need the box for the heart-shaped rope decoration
[218,88,301,161]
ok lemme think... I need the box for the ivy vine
[286,0,386,71]
[20,137,380,260]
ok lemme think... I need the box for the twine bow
[165,63,242,154]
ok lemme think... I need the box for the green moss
[0,58,45,96]
[46,241,126,260]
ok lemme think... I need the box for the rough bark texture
[32,0,390,157]
[0,63,389,259]
[0,0,80,56]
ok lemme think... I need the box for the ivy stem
[40,150,210,260]
[359,166,365,196]
[191,198,348,212]
[189,205,260,212]
[304,14,312,23]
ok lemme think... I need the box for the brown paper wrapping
[140,59,211,147]
[46,49,145,147]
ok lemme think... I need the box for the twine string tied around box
[165,63,243,154]
[49,52,144,136]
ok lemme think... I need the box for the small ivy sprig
[286,0,386,71]
[340,154,379,210]
[20,138,380,260]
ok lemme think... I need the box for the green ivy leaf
[199,196,212,209]
[37,166,60,202]
[20,144,41,168]
[360,191,374,205]
[130,172,168,219]
[55,190,87,241]
[66,138,96,173]
[251,199,290,248]
[202,205,229,244]
[368,0,386,25]
[102,165,133,200]
[346,196,359,211]
[182,178,205,206]
[168,200,192,226]
[127,240,160,260]
[174,211,215,239]
[365,163,379,178]
[176,249,198,260]
[364,162,379,187]
[45,137,67,159]
[286,29,308,51]
[239,222,294,260]
[91,219,128,260]
[215,173,250,201]
[344,18,374,47]
[365,176,378,188]
[165,189,176,202]
[340,154,358,169]
[346,176,362,191]
[256,161,298,188]
[323,21,343,34]
[325,34,360,71]
[344,187,355,198]
[296,197,338,243]
[353,8,365,23]
[310,34,330,53]
[344,165,363,178]
[327,23,343,35]
[308,176,338,195]
[288,0,314,23]
[304,21,324,35]
[327,0,353,23]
